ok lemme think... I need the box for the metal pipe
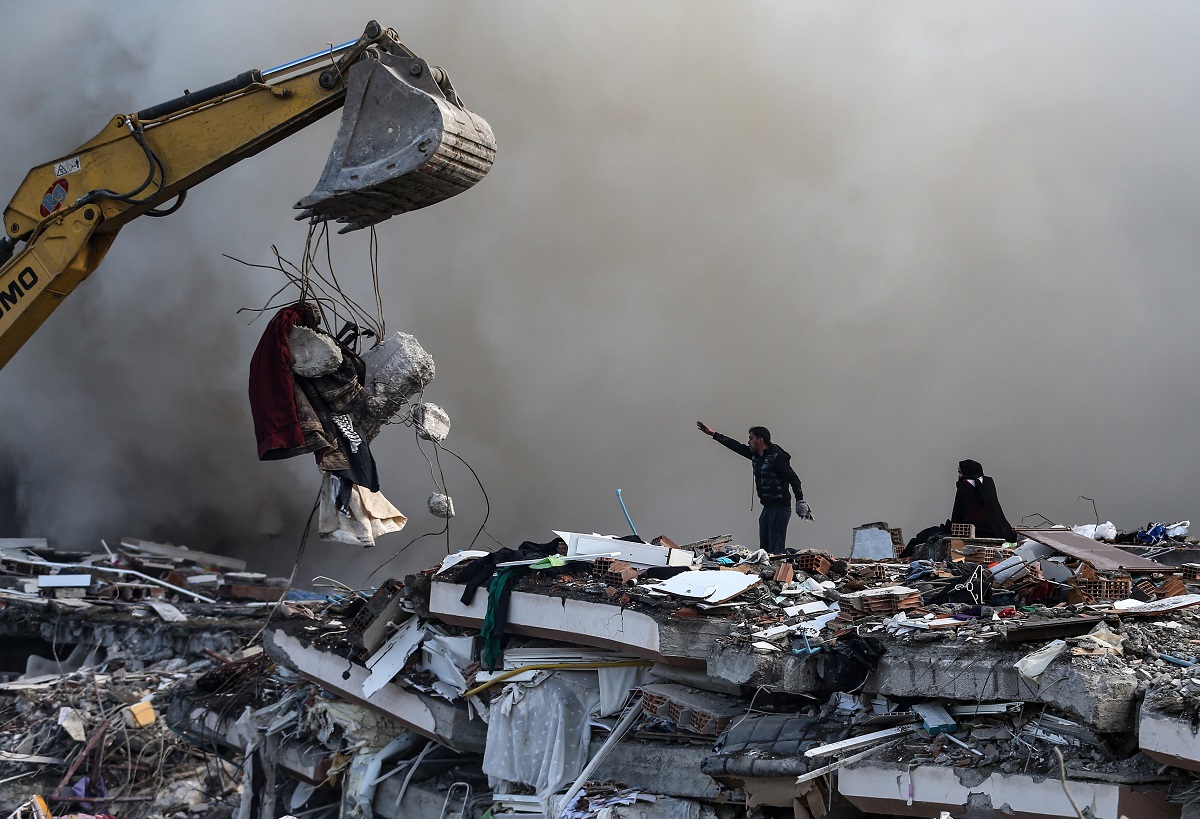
[262,39,359,80]
[794,738,903,786]
[556,697,645,818]
[616,488,638,537]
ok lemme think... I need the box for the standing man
[696,422,812,554]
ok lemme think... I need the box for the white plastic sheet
[1015,639,1067,682]
[1071,521,1117,541]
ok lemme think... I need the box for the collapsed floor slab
[429,580,728,665]
[838,759,1180,819]
[168,694,332,784]
[264,628,486,752]
[0,593,262,669]
[376,773,715,819]
[708,641,1138,732]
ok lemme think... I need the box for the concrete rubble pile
[6,524,1200,819]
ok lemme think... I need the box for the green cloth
[481,566,524,671]
[529,554,567,570]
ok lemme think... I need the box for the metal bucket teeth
[296,54,496,232]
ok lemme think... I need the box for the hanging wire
[232,222,384,340]
[369,225,386,338]
[433,441,504,551]
[361,522,450,586]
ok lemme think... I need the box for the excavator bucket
[296,48,496,232]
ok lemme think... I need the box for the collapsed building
[4,521,1200,819]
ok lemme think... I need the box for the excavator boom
[0,21,495,369]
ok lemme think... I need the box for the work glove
[795,499,813,520]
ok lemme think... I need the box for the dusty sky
[2,2,1199,586]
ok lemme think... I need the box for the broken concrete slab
[1139,702,1200,773]
[707,641,1138,732]
[839,758,1180,819]
[119,536,248,573]
[591,740,730,801]
[429,579,728,665]
[0,592,261,668]
[263,628,486,752]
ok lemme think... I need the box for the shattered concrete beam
[838,759,1180,819]
[708,642,1138,733]
[376,775,484,819]
[429,580,728,666]
[1139,703,1200,773]
[169,699,331,784]
[591,740,732,801]
[263,629,486,753]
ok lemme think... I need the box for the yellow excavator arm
[0,20,495,369]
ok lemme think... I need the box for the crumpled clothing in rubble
[922,563,993,606]
[811,634,886,698]
[249,303,378,492]
[318,473,407,547]
[249,302,323,460]
[294,332,378,491]
[70,775,107,799]
[456,540,561,670]
[482,566,526,671]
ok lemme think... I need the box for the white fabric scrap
[318,474,407,548]
[483,672,602,815]
[597,665,650,717]
[1015,639,1067,682]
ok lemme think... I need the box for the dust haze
[2,2,1199,585]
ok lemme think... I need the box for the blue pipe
[616,488,638,537]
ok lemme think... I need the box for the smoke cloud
[3,3,1200,585]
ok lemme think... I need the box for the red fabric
[248,304,316,460]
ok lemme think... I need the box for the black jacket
[713,434,804,507]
